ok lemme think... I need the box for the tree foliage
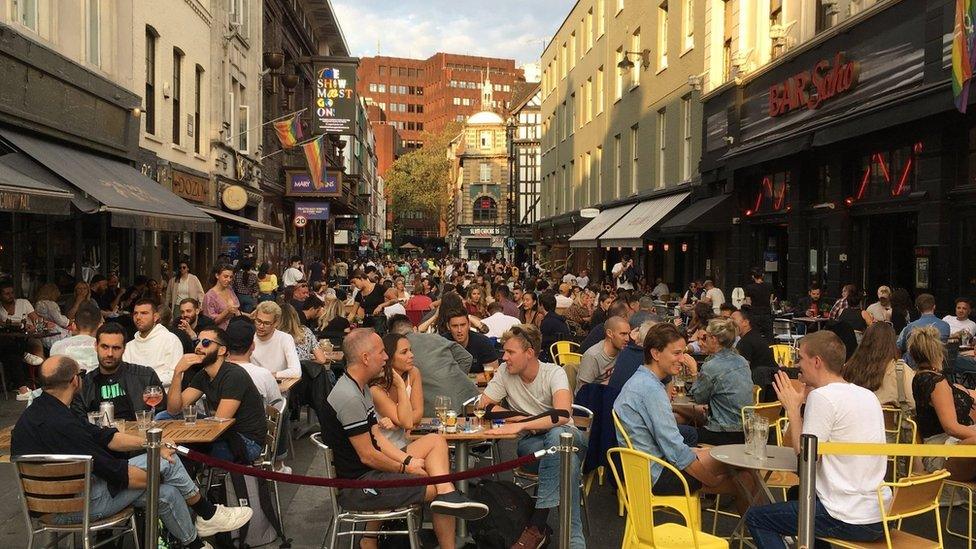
[385,122,462,218]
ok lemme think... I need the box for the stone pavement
[0,397,966,547]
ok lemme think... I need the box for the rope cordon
[174,444,554,488]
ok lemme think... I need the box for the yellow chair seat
[765,470,799,488]
[629,522,728,549]
[821,530,941,549]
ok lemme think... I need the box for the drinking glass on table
[143,385,163,423]
[434,395,452,433]
[472,399,486,430]
[135,410,152,435]
[483,364,496,382]
[183,405,198,425]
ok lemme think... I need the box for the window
[631,125,639,193]
[369,83,377,93]
[378,83,386,93]
[453,97,461,105]
[194,65,203,154]
[615,47,624,100]
[683,0,694,51]
[614,134,622,196]
[570,159,576,209]
[586,9,594,51]
[658,3,668,70]
[595,146,603,200]
[462,98,471,106]
[379,65,387,76]
[816,0,838,33]
[172,49,183,145]
[569,33,576,70]
[681,96,692,181]
[598,0,606,36]
[16,0,37,30]
[87,0,101,66]
[595,66,605,115]
[631,29,641,87]
[480,130,492,149]
[561,42,568,78]
[569,93,576,132]
[399,85,408,94]
[617,0,625,14]
[473,196,498,223]
[145,27,157,135]
[584,151,592,205]
[480,162,491,182]
[723,0,735,81]
[770,0,785,59]
[585,78,593,123]
[238,101,249,153]
[417,122,424,131]
[657,109,666,187]
[229,0,250,38]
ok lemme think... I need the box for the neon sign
[768,52,859,117]
[848,141,923,204]
[745,173,790,216]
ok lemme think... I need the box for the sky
[332,0,572,66]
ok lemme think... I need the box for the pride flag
[302,135,326,189]
[952,0,976,113]
[273,115,303,148]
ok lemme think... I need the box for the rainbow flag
[302,135,326,189]
[273,115,303,148]
[952,0,976,112]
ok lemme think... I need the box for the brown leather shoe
[511,525,549,549]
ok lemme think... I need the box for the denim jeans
[210,432,263,464]
[744,498,884,549]
[516,425,587,549]
[55,453,201,544]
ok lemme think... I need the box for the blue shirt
[896,314,950,366]
[607,342,644,392]
[688,348,753,432]
[613,366,696,482]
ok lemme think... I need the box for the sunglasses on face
[194,338,223,348]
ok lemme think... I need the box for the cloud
[332,0,570,65]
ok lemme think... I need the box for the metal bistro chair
[549,340,580,362]
[880,406,919,482]
[769,344,796,368]
[555,351,583,393]
[13,454,140,549]
[944,462,975,549]
[310,433,422,549]
[254,397,288,539]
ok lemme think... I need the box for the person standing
[232,260,258,314]
[282,256,305,288]
[256,262,279,303]
[121,300,184,387]
[702,280,726,315]
[307,256,325,286]
[203,265,241,330]
[165,262,205,319]
[744,269,774,340]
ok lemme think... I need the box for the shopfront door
[860,213,917,294]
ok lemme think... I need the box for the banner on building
[295,201,330,220]
[312,59,357,134]
[285,170,340,197]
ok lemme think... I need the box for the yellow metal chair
[608,448,728,549]
[611,410,702,529]
[821,470,950,549]
[769,344,796,368]
[555,351,583,393]
[944,473,974,549]
[880,406,919,482]
[752,384,763,405]
[550,340,580,361]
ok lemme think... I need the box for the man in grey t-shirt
[576,316,630,389]
[479,324,586,549]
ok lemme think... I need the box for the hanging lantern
[663,243,670,252]
[681,242,689,252]
[647,243,654,251]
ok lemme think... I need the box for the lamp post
[506,116,517,263]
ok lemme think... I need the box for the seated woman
[315,290,351,342]
[613,323,756,507]
[679,318,753,445]
[685,302,715,355]
[464,284,488,319]
[280,303,328,364]
[909,325,976,471]
[843,322,915,414]
[370,333,424,450]
[564,289,594,336]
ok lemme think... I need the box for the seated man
[171,298,216,354]
[71,322,164,421]
[443,310,499,374]
[539,292,572,362]
[166,327,268,463]
[745,331,889,548]
[13,356,251,548]
[250,301,302,379]
[732,306,778,397]
[897,293,950,366]
[482,301,521,339]
[224,319,282,408]
[576,316,630,389]
[797,283,829,318]
[479,324,586,548]
[323,329,487,549]
[51,301,102,372]
[122,299,184,387]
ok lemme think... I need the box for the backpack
[467,480,536,548]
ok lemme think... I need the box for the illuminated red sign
[768,52,859,117]
[847,141,923,204]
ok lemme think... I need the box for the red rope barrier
[177,446,544,488]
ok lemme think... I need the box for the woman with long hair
[202,264,241,329]
[257,261,278,303]
[843,322,914,411]
[465,284,488,318]
[520,291,543,328]
[837,286,871,332]
[686,301,715,353]
[165,261,205,318]
[564,288,594,334]
[233,259,258,314]
[370,333,424,449]
[280,303,327,363]
[910,325,976,471]
[315,290,350,341]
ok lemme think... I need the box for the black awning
[0,153,73,214]
[719,133,813,171]
[0,128,213,232]
[661,194,735,233]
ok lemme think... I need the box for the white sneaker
[22,353,42,366]
[194,505,253,538]
[200,542,214,549]
[275,464,292,474]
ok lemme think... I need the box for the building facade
[509,82,543,262]
[537,0,707,286]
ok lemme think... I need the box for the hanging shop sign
[171,169,210,203]
[459,225,504,237]
[768,52,859,117]
[295,201,330,221]
[313,60,357,134]
[222,185,248,211]
[285,170,340,197]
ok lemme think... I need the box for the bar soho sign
[768,52,859,118]
[314,62,357,134]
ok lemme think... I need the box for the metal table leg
[455,440,471,543]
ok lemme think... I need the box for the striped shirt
[323,372,379,478]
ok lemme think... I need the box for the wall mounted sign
[172,169,210,203]
[222,185,248,211]
[768,52,859,117]
[295,201,330,220]
[285,170,340,197]
[313,61,357,134]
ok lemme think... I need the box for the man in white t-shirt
[481,302,521,338]
[611,259,635,290]
[745,331,889,548]
[282,256,304,287]
[50,302,102,372]
[479,323,585,549]
[225,319,282,408]
[943,297,976,338]
[0,280,40,325]
[249,301,301,379]
[121,300,184,386]
[702,280,726,315]
[380,287,407,319]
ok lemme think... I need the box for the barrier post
[797,434,818,549]
[558,431,574,549]
[145,428,163,549]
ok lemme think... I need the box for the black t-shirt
[90,371,135,420]
[735,329,777,373]
[171,314,216,354]
[92,288,117,311]
[189,362,267,444]
[308,261,325,284]
[443,330,499,373]
[745,282,774,312]
[356,285,386,317]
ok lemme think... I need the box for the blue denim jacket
[688,348,754,432]
[613,366,695,483]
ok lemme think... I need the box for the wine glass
[472,400,486,431]
[142,385,163,424]
[434,395,451,432]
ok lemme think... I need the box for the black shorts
[653,465,703,496]
[696,428,745,446]
[337,471,427,511]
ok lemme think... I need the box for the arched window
[473,196,497,223]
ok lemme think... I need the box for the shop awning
[661,194,735,233]
[567,204,635,248]
[0,128,214,232]
[599,192,690,248]
[0,153,74,214]
[199,207,284,240]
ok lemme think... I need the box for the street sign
[506,236,517,250]
[294,215,308,228]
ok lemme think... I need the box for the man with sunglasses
[166,327,267,463]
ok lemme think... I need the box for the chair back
[258,397,287,466]
[310,433,342,518]
[571,404,594,432]
[555,351,583,367]
[752,384,762,405]
[740,402,783,426]
[769,344,795,367]
[883,470,949,519]
[612,409,634,449]
[549,341,580,361]
[607,448,703,548]
[772,319,793,337]
[13,454,93,528]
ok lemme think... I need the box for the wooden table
[277,377,301,393]
[119,418,236,444]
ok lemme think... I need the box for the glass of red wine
[143,385,163,425]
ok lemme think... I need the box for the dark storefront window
[473,196,498,223]
[744,171,791,216]
[145,26,157,135]
[850,142,921,202]
[960,215,976,296]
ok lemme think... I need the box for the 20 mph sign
[294,215,308,228]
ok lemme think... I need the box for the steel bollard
[145,428,163,549]
[797,434,818,549]
[558,431,574,549]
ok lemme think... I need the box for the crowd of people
[2,251,976,547]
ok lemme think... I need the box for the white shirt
[943,315,976,337]
[282,267,304,287]
[482,312,522,339]
[383,302,407,319]
[50,335,98,372]
[802,382,890,524]
[121,323,184,387]
[704,287,726,314]
[562,273,577,285]
[238,361,283,408]
[576,275,590,289]
[651,283,670,298]
[483,362,573,425]
[0,298,34,323]
[251,330,302,378]
[555,294,574,308]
